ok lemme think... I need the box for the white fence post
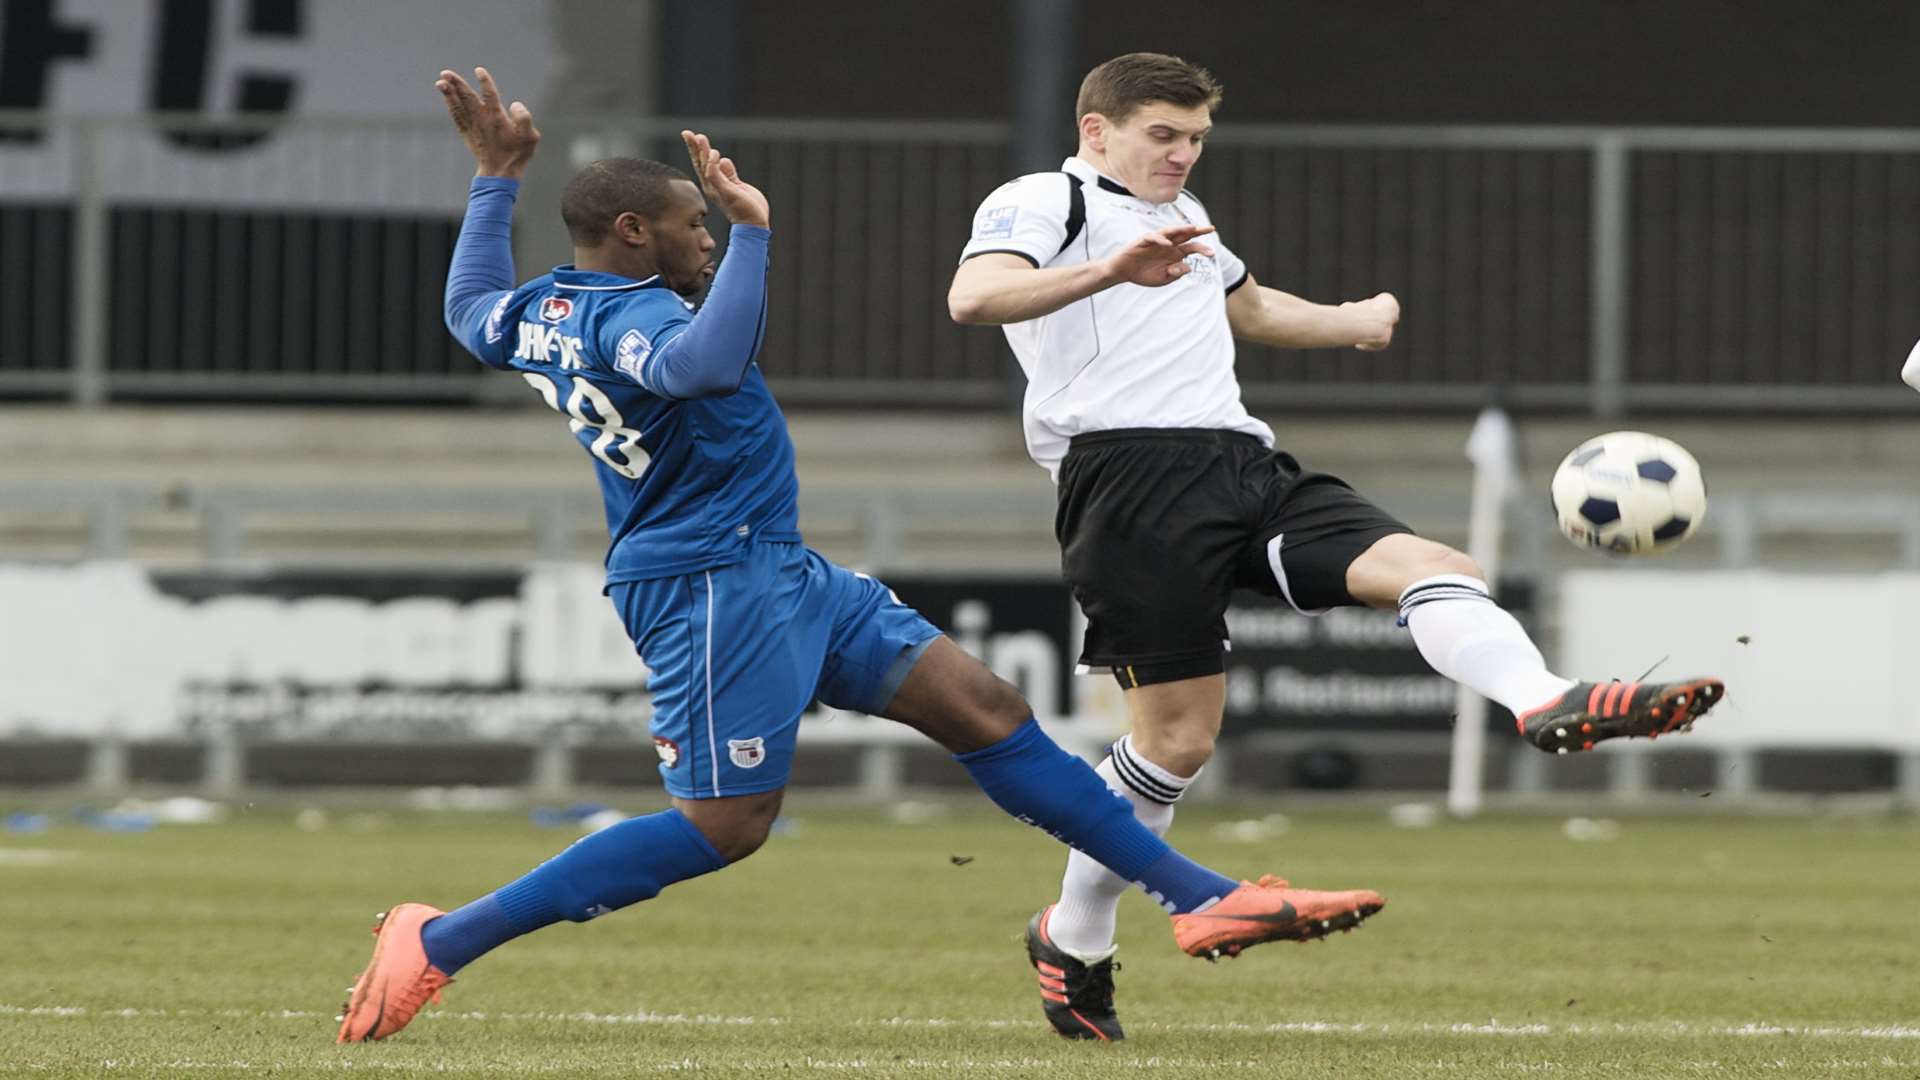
[1446,407,1516,818]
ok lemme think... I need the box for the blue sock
[954,718,1237,914]
[421,808,726,974]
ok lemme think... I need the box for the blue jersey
[442,180,946,803]
[445,179,800,584]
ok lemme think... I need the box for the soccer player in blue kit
[335,68,1386,1044]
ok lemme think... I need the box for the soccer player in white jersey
[949,52,1728,1040]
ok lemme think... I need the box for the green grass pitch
[1,799,1916,1078]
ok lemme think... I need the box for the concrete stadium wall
[2,406,1916,572]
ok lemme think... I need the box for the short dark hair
[560,158,695,246]
[1075,52,1223,125]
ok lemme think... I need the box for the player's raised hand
[682,130,770,229]
[1103,224,1216,288]
[435,67,539,179]
[1343,292,1400,351]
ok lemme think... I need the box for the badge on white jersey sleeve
[959,174,1074,268]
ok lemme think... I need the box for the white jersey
[959,156,1272,480]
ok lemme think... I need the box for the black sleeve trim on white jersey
[1224,268,1252,294]
[1057,173,1086,255]
[960,247,1040,268]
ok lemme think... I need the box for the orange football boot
[335,902,452,1043]
[1516,677,1724,754]
[1171,876,1385,960]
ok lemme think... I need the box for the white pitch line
[3,1004,1917,1041]
[1,1058,1277,1074]
[0,850,75,867]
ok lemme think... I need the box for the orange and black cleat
[1516,677,1725,754]
[335,902,453,1043]
[1171,876,1385,961]
[1024,906,1124,1041]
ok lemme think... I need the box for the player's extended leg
[341,544,826,1043]
[880,637,1233,922]
[1042,675,1217,953]
[335,793,762,1043]
[1346,533,1724,751]
[879,639,1384,1040]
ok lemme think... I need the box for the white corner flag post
[1446,406,1518,819]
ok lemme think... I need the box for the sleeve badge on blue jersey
[483,294,512,344]
[615,328,654,382]
[974,205,1019,240]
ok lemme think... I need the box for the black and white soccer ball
[1550,431,1706,555]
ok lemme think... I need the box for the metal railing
[5,113,1920,410]
[8,478,1920,575]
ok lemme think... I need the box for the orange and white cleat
[1171,876,1385,960]
[1516,677,1725,754]
[335,902,452,1043]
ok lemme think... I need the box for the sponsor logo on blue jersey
[539,296,574,323]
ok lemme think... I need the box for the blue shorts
[610,542,942,799]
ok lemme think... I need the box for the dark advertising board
[1223,582,1535,734]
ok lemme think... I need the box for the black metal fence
[105,207,469,391]
[1629,150,1920,390]
[0,204,73,390]
[1188,145,1595,402]
[3,114,1918,411]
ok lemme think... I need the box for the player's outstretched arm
[626,132,771,400]
[1225,276,1399,352]
[948,224,1216,326]
[435,67,540,363]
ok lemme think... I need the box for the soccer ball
[1550,431,1706,555]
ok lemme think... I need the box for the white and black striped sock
[1398,573,1574,715]
[1047,734,1196,960]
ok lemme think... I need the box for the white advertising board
[0,561,634,740]
[1557,570,1919,750]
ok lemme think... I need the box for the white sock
[1399,573,1575,716]
[1046,735,1194,960]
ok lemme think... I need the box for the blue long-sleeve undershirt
[443,176,520,349]
[641,225,769,398]
[442,175,772,399]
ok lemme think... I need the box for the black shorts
[1056,428,1412,687]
